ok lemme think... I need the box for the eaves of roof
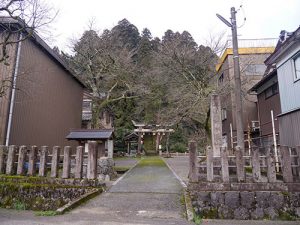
[216,47,275,72]
[249,69,277,92]
[0,17,86,88]
[265,26,300,65]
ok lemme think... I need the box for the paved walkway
[0,156,192,225]
[1,156,299,225]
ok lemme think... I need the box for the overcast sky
[48,0,300,52]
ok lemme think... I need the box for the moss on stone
[0,180,102,211]
[278,211,296,221]
[201,208,218,219]
[35,211,59,216]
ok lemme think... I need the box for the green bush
[170,142,187,153]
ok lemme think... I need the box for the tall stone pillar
[107,140,114,158]
[210,94,222,156]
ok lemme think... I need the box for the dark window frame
[293,52,300,82]
[218,73,224,86]
[264,83,278,99]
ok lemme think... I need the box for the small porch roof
[66,129,114,141]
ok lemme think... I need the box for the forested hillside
[63,19,218,151]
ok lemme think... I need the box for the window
[293,54,300,81]
[265,83,278,99]
[245,64,267,76]
[221,108,227,120]
[218,73,224,86]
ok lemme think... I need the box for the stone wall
[189,189,300,220]
[0,176,104,211]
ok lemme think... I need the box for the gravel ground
[114,157,139,168]
[164,156,190,185]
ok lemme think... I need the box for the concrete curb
[161,157,187,188]
[56,189,101,214]
[110,159,140,187]
[162,157,194,221]
[184,189,194,222]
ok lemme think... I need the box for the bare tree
[0,0,57,97]
[68,28,140,128]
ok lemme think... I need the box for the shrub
[170,143,187,153]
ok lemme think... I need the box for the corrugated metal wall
[257,92,281,136]
[279,109,300,147]
[0,32,18,144]
[277,55,300,113]
[8,38,83,148]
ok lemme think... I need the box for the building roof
[216,39,277,72]
[265,26,300,65]
[124,132,139,141]
[66,129,114,140]
[0,17,86,88]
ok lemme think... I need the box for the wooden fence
[189,141,300,184]
[0,141,102,179]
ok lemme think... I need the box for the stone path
[0,156,192,225]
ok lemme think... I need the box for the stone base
[97,157,117,181]
[189,184,300,220]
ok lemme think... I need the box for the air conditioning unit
[251,121,260,132]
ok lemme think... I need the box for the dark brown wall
[8,38,83,148]
[257,92,281,136]
[279,109,300,147]
[0,33,18,145]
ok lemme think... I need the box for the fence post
[296,146,300,179]
[51,146,60,178]
[220,146,229,182]
[235,146,245,182]
[6,145,17,175]
[17,145,27,175]
[188,141,198,182]
[39,146,48,177]
[251,146,261,182]
[28,146,37,176]
[0,146,7,174]
[87,141,97,179]
[206,146,214,182]
[266,145,277,182]
[62,146,71,179]
[75,146,84,179]
[281,145,293,183]
[107,140,114,158]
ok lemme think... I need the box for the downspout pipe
[5,33,22,146]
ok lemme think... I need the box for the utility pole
[230,7,244,153]
[217,7,245,153]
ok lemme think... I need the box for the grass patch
[193,213,202,225]
[137,156,166,167]
[245,167,252,173]
[35,211,59,216]
[13,201,26,210]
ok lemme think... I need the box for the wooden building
[249,68,281,146]
[265,27,300,147]
[0,17,85,147]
